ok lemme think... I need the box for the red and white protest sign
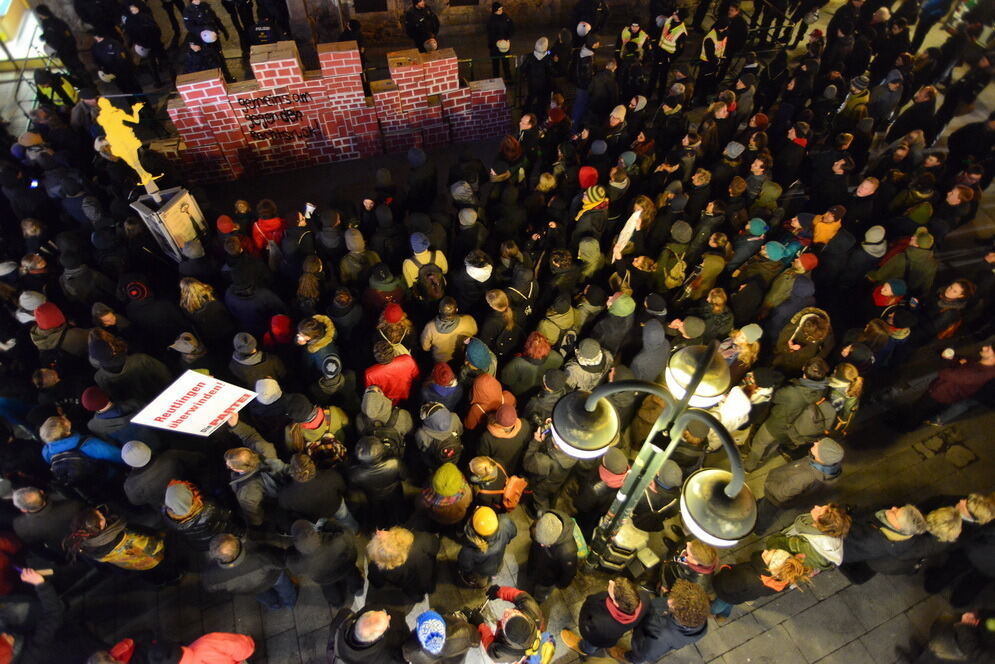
[130,370,256,437]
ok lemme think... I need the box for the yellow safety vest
[658,19,687,54]
[621,27,649,56]
[700,29,727,62]
[37,77,79,106]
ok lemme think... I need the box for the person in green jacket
[765,504,852,570]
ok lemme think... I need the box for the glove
[485,584,501,600]
[466,608,485,626]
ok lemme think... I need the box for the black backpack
[431,431,463,466]
[49,437,107,486]
[371,409,404,458]
[412,251,446,301]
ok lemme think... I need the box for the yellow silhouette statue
[96,97,161,189]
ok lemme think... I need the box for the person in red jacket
[364,339,420,405]
[94,631,255,663]
[250,198,286,252]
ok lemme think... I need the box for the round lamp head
[665,345,731,408]
[680,468,756,547]
[550,390,619,459]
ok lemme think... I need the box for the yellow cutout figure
[96,98,161,188]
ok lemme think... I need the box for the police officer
[403,0,441,53]
[90,31,144,96]
[695,19,727,105]
[647,8,687,101]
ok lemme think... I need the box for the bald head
[12,487,45,513]
[353,610,390,643]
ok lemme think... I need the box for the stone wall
[164,40,509,182]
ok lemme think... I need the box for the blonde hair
[770,552,813,587]
[39,416,71,443]
[926,507,962,542]
[486,289,514,331]
[732,329,760,367]
[536,172,557,192]
[967,493,995,525]
[367,527,414,570]
[707,287,728,314]
[834,363,864,399]
[687,539,719,568]
[179,277,217,313]
[633,195,657,224]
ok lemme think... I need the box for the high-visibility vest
[37,76,78,106]
[621,27,649,55]
[700,29,727,62]
[658,18,687,54]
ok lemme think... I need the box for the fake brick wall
[165,41,510,182]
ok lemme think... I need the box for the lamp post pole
[582,344,749,567]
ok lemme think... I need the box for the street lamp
[550,342,756,568]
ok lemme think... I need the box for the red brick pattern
[166,41,509,181]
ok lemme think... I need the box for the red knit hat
[579,166,599,189]
[81,385,110,411]
[753,112,769,131]
[33,302,65,330]
[384,303,404,324]
[494,403,517,427]
[216,215,236,233]
[432,362,456,386]
[799,253,819,271]
[269,314,294,344]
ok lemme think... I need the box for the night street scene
[0,0,992,662]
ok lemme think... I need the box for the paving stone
[232,593,265,642]
[695,613,765,661]
[859,612,916,664]
[657,644,706,663]
[751,587,819,629]
[813,638,876,664]
[809,569,851,600]
[840,572,929,631]
[293,583,332,635]
[202,598,235,633]
[262,605,298,638]
[944,444,977,468]
[783,595,867,663]
[904,594,951,640]
[266,627,302,664]
[719,623,806,664]
[297,623,331,664]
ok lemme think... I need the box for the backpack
[787,396,838,445]
[255,222,283,273]
[370,410,405,457]
[49,437,106,486]
[662,247,687,289]
[431,431,463,466]
[411,251,446,301]
[476,462,529,511]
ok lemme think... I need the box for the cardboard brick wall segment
[164,41,509,182]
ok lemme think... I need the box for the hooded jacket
[766,513,843,570]
[163,491,243,551]
[277,467,347,521]
[356,388,414,437]
[228,350,287,390]
[30,323,90,359]
[465,374,516,430]
[457,513,518,577]
[287,531,359,586]
[771,307,834,375]
[350,440,405,503]
[564,348,613,392]
[477,417,530,474]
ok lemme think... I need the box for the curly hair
[367,527,414,570]
[925,507,962,543]
[668,579,710,628]
[813,504,852,538]
[522,331,552,361]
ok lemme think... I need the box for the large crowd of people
[1,0,995,662]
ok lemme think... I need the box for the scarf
[875,509,914,541]
[579,46,594,58]
[599,465,626,488]
[82,515,127,551]
[435,315,459,334]
[466,263,493,283]
[575,197,607,222]
[809,459,841,477]
[791,137,808,148]
[872,285,901,307]
[759,574,790,591]
[605,597,643,624]
[885,323,911,339]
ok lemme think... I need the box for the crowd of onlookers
[1,0,994,662]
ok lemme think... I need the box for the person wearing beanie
[415,401,465,469]
[228,331,288,390]
[403,0,440,52]
[574,447,629,539]
[477,403,530,475]
[840,504,929,580]
[463,336,498,380]
[456,505,518,587]
[485,1,514,79]
[419,361,464,411]
[403,608,481,664]
[571,185,609,248]
[867,226,938,298]
[522,367,567,429]
[296,314,353,404]
[162,479,243,551]
[590,293,636,356]
[122,440,208,509]
[728,217,769,272]
[632,460,683,532]
[759,251,817,321]
[57,253,117,316]
[420,297,478,363]
[561,576,650,655]
[525,509,579,601]
[753,438,845,533]
[82,384,162,450]
[338,228,382,287]
[564,337,613,392]
[29,301,89,363]
[167,330,222,376]
[16,290,46,324]
[471,585,544,662]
